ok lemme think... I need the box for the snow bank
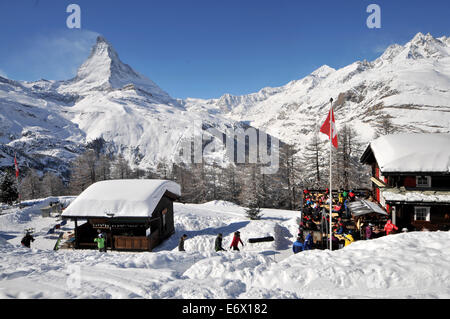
[1,199,449,299]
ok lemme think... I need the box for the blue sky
[0,0,449,99]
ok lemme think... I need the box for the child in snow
[215,233,225,252]
[178,234,188,251]
[230,231,244,251]
[94,233,106,252]
[21,231,35,248]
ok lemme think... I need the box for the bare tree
[21,169,43,200]
[42,172,65,197]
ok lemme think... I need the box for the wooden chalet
[361,133,450,231]
[62,179,181,251]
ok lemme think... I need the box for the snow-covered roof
[62,179,181,219]
[382,188,450,204]
[369,133,450,174]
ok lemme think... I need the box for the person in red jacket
[384,220,398,235]
[230,231,244,251]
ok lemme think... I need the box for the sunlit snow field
[0,197,449,299]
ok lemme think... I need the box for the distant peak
[311,65,336,78]
[410,32,437,45]
[96,35,109,44]
[412,32,425,41]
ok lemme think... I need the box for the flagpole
[14,153,20,205]
[329,98,333,251]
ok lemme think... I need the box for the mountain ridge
[183,32,450,147]
[1,32,450,176]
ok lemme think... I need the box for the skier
[303,231,314,250]
[21,231,35,248]
[94,233,106,252]
[384,220,398,235]
[178,234,188,251]
[230,231,244,251]
[292,237,304,254]
[215,233,225,252]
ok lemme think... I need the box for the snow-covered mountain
[182,32,450,148]
[0,36,248,174]
[1,32,450,175]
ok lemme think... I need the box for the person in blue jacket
[292,237,304,254]
[304,231,314,250]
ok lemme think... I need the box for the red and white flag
[320,107,338,149]
[14,154,19,178]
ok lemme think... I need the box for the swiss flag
[14,154,19,178]
[320,107,338,149]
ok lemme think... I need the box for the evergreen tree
[0,172,19,205]
[245,206,262,220]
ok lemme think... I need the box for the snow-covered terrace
[382,188,450,204]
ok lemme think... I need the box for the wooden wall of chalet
[395,204,450,231]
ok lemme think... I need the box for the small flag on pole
[320,106,338,149]
[14,154,19,178]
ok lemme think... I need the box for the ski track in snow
[0,198,449,299]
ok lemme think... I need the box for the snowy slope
[0,76,85,172]
[0,198,449,299]
[0,36,249,171]
[183,32,450,149]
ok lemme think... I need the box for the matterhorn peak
[58,35,175,104]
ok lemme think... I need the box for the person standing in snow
[178,234,188,251]
[365,224,373,240]
[215,233,225,252]
[292,237,304,254]
[230,231,244,251]
[21,231,35,248]
[94,233,106,252]
[303,231,314,250]
[384,220,398,235]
